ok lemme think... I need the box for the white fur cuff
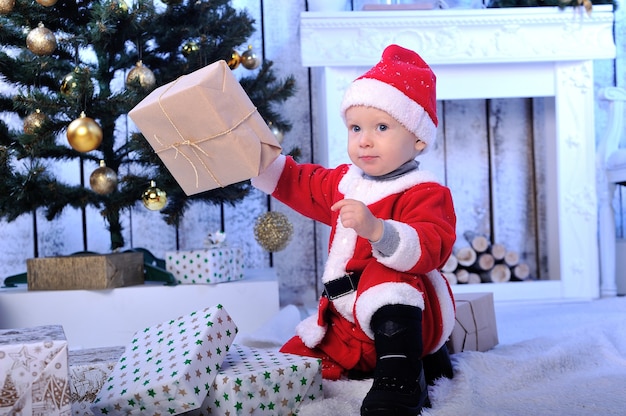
[295,313,327,349]
[251,154,286,194]
[373,220,421,272]
[355,282,425,340]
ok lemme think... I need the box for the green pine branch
[0,0,295,250]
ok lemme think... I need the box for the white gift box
[183,344,323,416]
[90,304,238,416]
[0,325,71,415]
[68,346,126,416]
[165,246,244,284]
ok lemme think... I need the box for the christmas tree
[0,0,295,251]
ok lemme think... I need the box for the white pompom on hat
[340,44,438,150]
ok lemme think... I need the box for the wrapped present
[27,252,144,291]
[182,344,322,416]
[128,60,282,195]
[90,304,238,416]
[165,246,244,285]
[0,325,71,415]
[447,292,499,354]
[68,346,126,416]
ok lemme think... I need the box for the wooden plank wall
[615,5,626,239]
[1,1,624,307]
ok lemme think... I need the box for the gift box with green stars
[182,344,322,416]
[165,247,244,285]
[90,304,237,416]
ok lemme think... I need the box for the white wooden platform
[0,268,280,349]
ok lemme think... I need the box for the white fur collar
[322,165,440,322]
[338,165,439,205]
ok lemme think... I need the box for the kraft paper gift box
[128,60,282,195]
[0,325,71,415]
[90,304,238,416]
[68,346,126,416]
[447,292,499,354]
[182,344,323,416]
[165,246,244,284]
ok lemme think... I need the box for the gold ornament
[89,160,118,195]
[241,45,261,70]
[182,41,199,57]
[126,61,156,90]
[60,67,93,98]
[267,122,284,144]
[66,112,103,152]
[26,22,57,56]
[254,211,294,252]
[142,180,167,211]
[227,50,241,70]
[109,0,128,13]
[35,0,58,6]
[23,109,47,134]
[0,0,15,14]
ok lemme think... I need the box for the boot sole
[360,403,423,416]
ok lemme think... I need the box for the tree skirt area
[238,296,626,415]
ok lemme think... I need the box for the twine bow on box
[154,80,258,190]
[204,231,227,248]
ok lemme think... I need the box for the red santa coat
[252,155,457,378]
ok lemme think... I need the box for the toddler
[252,44,457,415]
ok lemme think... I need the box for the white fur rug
[239,297,626,415]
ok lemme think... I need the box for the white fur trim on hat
[340,78,437,149]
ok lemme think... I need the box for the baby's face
[344,106,425,177]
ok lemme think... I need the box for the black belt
[323,272,360,300]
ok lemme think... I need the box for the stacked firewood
[441,231,531,285]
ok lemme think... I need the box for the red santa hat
[340,44,438,150]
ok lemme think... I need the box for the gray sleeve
[370,220,400,257]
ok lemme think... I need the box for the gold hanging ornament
[66,112,103,152]
[241,45,261,70]
[108,0,128,13]
[60,66,93,98]
[23,109,47,134]
[0,0,15,14]
[182,41,199,57]
[89,160,118,195]
[142,180,167,211]
[126,60,156,90]
[227,50,241,70]
[267,122,284,144]
[254,211,294,252]
[35,0,58,6]
[26,22,57,56]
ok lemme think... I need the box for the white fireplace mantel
[300,6,616,301]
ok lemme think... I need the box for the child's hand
[331,199,383,242]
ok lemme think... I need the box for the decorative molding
[300,6,615,300]
[300,6,615,66]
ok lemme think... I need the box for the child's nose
[359,130,373,147]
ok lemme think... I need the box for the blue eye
[378,124,388,131]
[351,125,361,132]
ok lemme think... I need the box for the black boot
[360,304,429,416]
[423,344,453,385]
